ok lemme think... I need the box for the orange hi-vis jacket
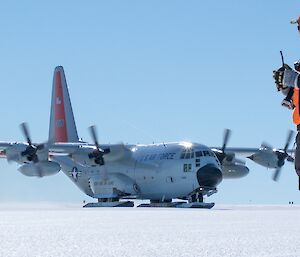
[293,87,300,125]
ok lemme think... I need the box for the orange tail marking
[54,70,68,142]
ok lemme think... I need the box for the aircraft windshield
[180,149,215,159]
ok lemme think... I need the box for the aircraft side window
[183,164,188,172]
[190,152,194,158]
[180,153,185,159]
[183,163,192,172]
[185,153,191,159]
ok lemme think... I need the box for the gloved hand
[273,66,286,91]
[273,64,298,91]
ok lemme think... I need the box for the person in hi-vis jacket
[273,61,300,188]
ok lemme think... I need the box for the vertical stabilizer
[49,66,79,143]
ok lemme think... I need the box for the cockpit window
[181,149,215,159]
[180,148,195,159]
[195,151,203,157]
[203,151,210,156]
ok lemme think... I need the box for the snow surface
[0,203,299,257]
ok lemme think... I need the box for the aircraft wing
[50,142,161,169]
[211,147,262,158]
[49,142,92,154]
[0,142,26,159]
[49,142,133,162]
[0,142,13,150]
[212,146,295,156]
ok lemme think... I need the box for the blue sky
[0,1,300,203]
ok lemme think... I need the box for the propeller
[222,129,231,153]
[88,125,110,165]
[216,129,233,164]
[20,122,44,163]
[18,122,46,177]
[21,122,32,146]
[272,130,295,181]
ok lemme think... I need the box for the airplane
[0,66,296,208]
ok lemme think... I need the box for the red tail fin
[54,69,68,142]
[49,66,79,143]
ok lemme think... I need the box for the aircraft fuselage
[53,142,223,201]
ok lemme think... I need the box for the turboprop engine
[247,130,294,181]
[71,126,111,166]
[18,161,61,177]
[71,149,103,167]
[70,126,130,167]
[71,144,128,167]
[222,158,249,178]
[213,129,249,179]
[5,123,49,164]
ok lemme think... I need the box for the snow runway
[0,204,299,257]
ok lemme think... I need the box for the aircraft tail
[48,66,79,143]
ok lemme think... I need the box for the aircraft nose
[197,164,223,188]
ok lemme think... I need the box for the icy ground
[0,203,299,257]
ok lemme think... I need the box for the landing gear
[138,199,179,208]
[83,198,134,208]
[189,192,204,203]
[179,188,215,209]
[137,188,216,209]
[98,197,119,202]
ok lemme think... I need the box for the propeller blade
[273,167,282,181]
[36,144,45,151]
[20,122,32,146]
[287,155,295,162]
[89,125,100,150]
[284,130,294,152]
[222,129,231,152]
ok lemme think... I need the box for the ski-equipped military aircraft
[0,67,295,208]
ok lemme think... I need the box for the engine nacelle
[71,144,130,167]
[18,161,61,177]
[248,151,278,169]
[222,158,249,179]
